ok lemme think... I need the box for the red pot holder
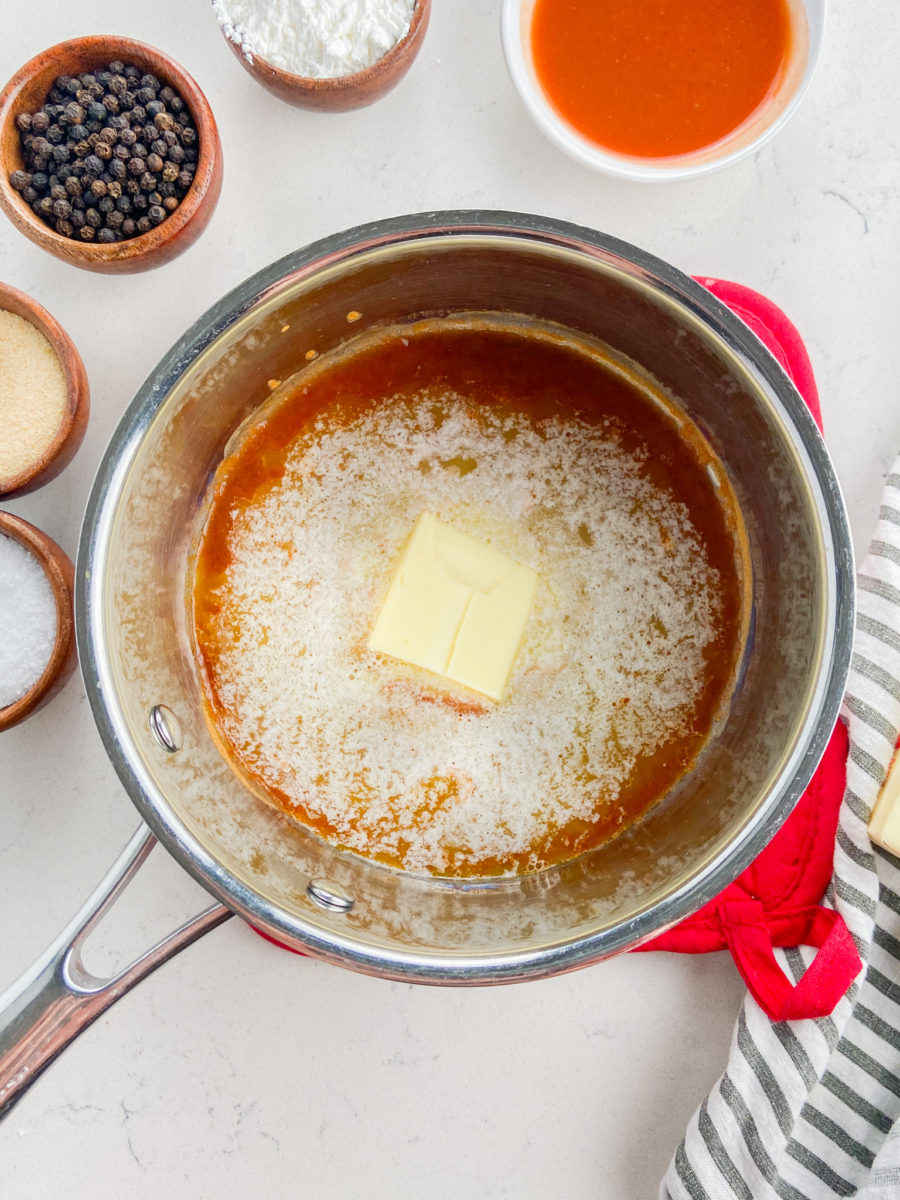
[632,278,862,1022]
[254,277,862,1022]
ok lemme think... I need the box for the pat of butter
[369,512,538,701]
[868,753,900,855]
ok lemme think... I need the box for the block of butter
[369,512,538,701]
[868,752,900,855]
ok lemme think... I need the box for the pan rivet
[306,879,354,914]
[149,705,183,753]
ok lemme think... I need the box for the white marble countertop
[1,2,898,1196]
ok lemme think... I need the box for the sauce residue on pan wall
[191,316,749,877]
[530,0,797,159]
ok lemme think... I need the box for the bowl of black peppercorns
[0,36,223,273]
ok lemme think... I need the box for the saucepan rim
[75,210,855,983]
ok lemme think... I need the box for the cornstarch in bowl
[213,0,416,77]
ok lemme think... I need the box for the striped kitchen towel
[662,460,900,1200]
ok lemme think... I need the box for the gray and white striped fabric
[662,459,900,1200]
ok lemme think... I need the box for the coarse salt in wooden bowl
[0,511,77,732]
[0,280,90,498]
[217,0,431,111]
[0,36,223,273]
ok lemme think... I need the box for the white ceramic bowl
[500,0,825,182]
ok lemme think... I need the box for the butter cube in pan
[369,512,538,701]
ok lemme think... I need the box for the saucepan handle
[0,823,232,1118]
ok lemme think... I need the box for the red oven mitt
[632,278,862,1022]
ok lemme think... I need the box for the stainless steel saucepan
[0,212,855,1115]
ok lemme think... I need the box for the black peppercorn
[12,59,200,244]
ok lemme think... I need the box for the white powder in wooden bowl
[0,533,57,709]
[213,0,415,77]
[0,309,67,486]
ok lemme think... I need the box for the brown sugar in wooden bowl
[0,511,77,732]
[219,0,431,111]
[0,36,223,273]
[0,280,90,497]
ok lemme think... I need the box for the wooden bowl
[219,0,430,111]
[0,281,90,497]
[0,511,77,731]
[0,36,223,273]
